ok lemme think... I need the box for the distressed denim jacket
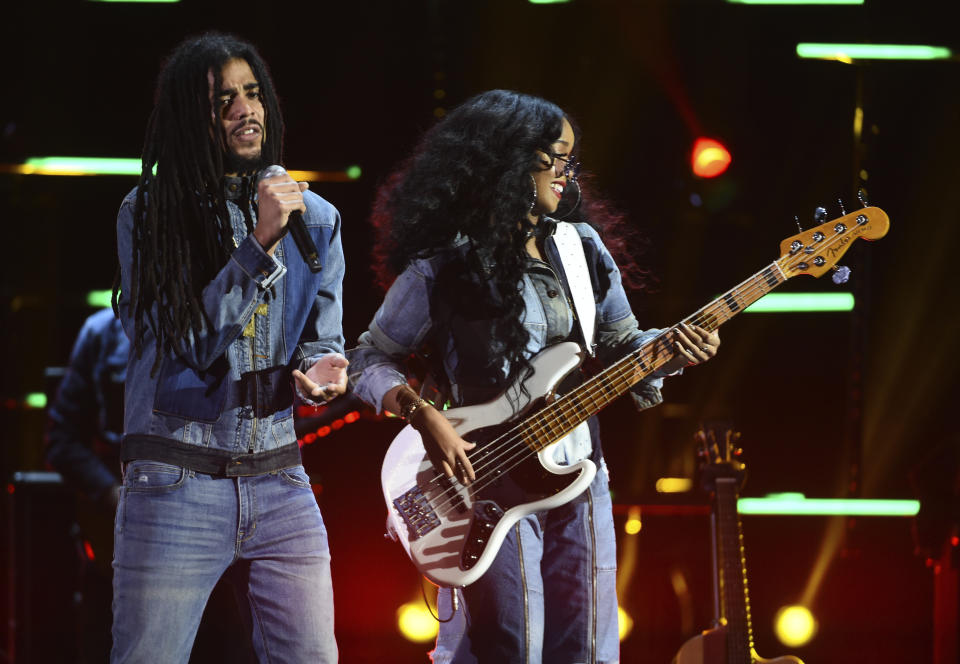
[116,179,345,456]
[349,220,668,464]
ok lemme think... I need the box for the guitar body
[381,342,597,588]
[673,627,803,664]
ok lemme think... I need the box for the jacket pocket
[153,354,228,423]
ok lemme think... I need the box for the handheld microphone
[258,165,323,273]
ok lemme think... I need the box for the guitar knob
[837,198,847,215]
[832,265,851,284]
[857,187,869,207]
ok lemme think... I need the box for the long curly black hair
[370,89,645,386]
[115,32,283,367]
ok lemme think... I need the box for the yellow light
[396,601,438,643]
[655,477,693,493]
[618,606,634,641]
[624,505,642,535]
[774,605,817,647]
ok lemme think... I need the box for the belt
[121,434,301,477]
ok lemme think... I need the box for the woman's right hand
[412,406,476,485]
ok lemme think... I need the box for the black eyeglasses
[551,153,581,181]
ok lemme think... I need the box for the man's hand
[255,173,309,254]
[293,353,349,404]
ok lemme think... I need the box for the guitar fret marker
[724,293,740,312]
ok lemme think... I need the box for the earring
[528,174,538,214]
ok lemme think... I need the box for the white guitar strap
[552,222,596,356]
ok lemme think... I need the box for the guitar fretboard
[716,477,754,664]
[518,263,787,452]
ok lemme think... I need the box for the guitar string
[423,257,790,514]
[418,216,876,518]
[424,220,864,517]
[422,259,779,502]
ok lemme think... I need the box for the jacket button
[547,289,558,298]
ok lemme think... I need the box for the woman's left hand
[660,323,720,374]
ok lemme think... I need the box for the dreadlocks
[114,32,284,370]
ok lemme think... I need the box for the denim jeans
[432,463,619,664]
[111,462,337,663]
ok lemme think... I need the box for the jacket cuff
[231,235,287,289]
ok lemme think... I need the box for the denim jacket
[116,180,345,455]
[350,221,667,464]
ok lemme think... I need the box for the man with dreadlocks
[112,33,345,662]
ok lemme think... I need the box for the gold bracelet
[399,397,428,421]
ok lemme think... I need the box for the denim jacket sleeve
[574,222,667,412]
[117,188,294,372]
[292,195,346,372]
[349,262,436,413]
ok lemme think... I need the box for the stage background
[2,1,957,661]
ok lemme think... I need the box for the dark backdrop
[2,1,957,661]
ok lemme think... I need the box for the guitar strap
[552,221,596,356]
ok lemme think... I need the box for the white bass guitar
[381,207,889,588]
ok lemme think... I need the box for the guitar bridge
[393,486,441,540]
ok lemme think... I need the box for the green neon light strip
[25,393,48,409]
[729,0,862,4]
[797,43,953,60]
[742,292,854,312]
[739,493,919,516]
[13,158,360,181]
[25,157,142,175]
[87,290,114,308]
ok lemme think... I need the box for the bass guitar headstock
[776,206,889,279]
[697,424,746,494]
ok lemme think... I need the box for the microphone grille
[257,164,287,182]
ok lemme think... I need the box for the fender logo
[826,223,869,259]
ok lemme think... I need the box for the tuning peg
[831,265,851,284]
[814,206,828,224]
[794,215,803,233]
[837,198,846,215]
[857,187,869,207]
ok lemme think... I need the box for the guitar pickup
[393,486,441,540]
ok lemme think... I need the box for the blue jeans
[111,462,337,663]
[432,463,619,664]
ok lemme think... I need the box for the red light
[316,426,331,437]
[303,433,317,444]
[344,411,360,424]
[952,536,959,547]
[691,137,731,178]
[83,540,96,561]
[331,419,344,430]
[6,484,14,495]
